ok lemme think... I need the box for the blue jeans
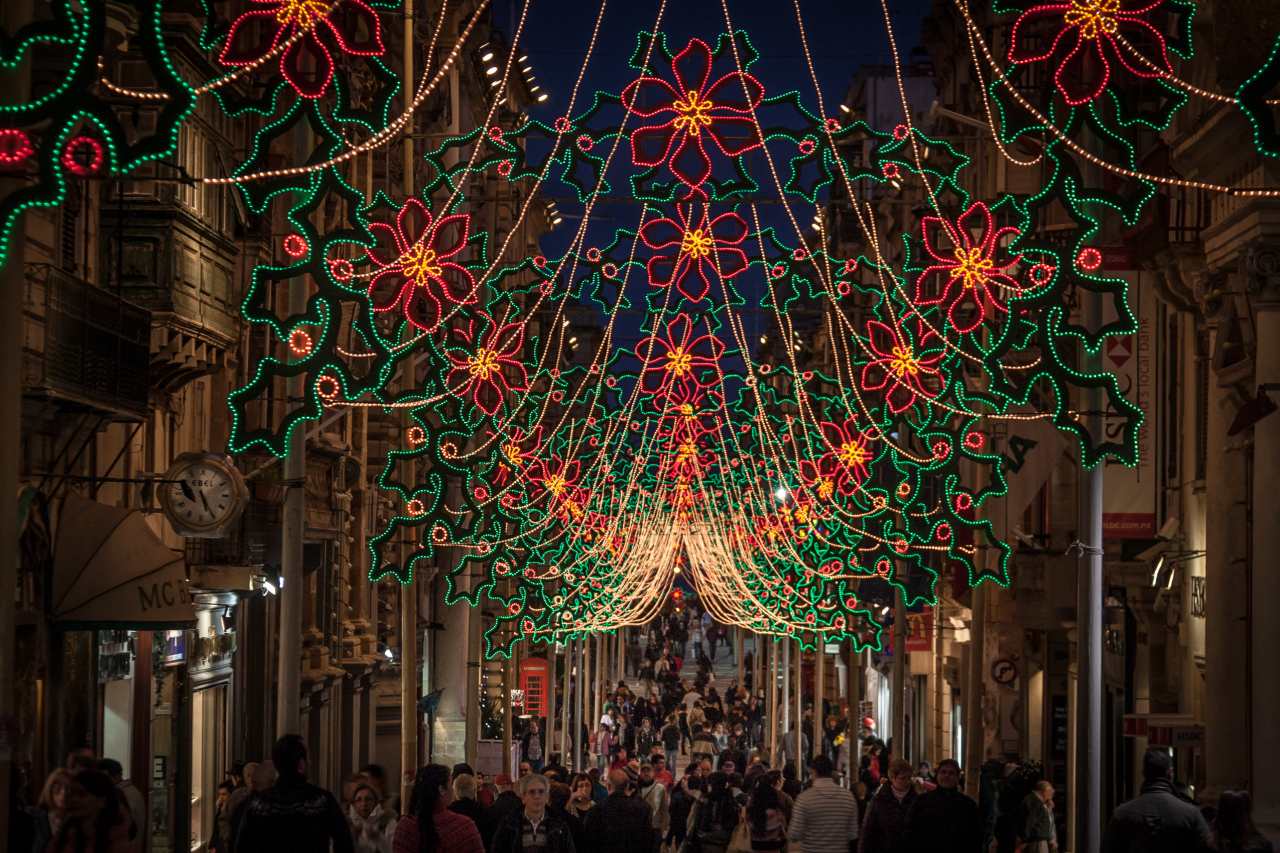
[665,748,678,770]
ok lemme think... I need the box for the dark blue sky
[494,0,932,119]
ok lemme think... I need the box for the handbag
[726,820,751,853]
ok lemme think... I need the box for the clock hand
[180,480,196,502]
[199,489,213,515]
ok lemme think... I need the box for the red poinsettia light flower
[802,419,877,498]
[634,313,727,397]
[219,0,386,99]
[861,318,945,414]
[621,38,765,193]
[915,201,1023,334]
[489,424,544,487]
[531,457,588,521]
[365,198,475,332]
[1007,0,1173,106]
[662,437,714,483]
[658,386,722,444]
[640,205,749,302]
[445,315,528,417]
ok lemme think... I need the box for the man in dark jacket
[582,768,656,853]
[234,735,353,853]
[1103,749,1211,853]
[859,758,918,853]
[491,773,576,853]
[904,759,981,852]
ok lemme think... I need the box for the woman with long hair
[391,765,482,853]
[745,781,787,851]
[48,769,136,853]
[1214,790,1274,853]
[31,768,75,852]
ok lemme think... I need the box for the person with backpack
[682,772,739,853]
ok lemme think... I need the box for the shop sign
[905,609,933,653]
[161,630,186,665]
[1101,274,1158,538]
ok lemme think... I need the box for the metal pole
[892,590,907,763]
[964,584,986,799]
[1076,302,1105,853]
[396,1,418,803]
[767,638,777,761]
[560,641,571,766]
[781,637,791,754]
[275,121,310,736]
[794,639,804,779]
[813,640,825,768]
[847,643,860,788]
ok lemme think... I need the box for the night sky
[494,0,933,116]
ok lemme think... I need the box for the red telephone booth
[519,657,550,717]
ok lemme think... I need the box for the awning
[52,495,196,628]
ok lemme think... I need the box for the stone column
[1203,318,1251,795]
[1247,244,1280,830]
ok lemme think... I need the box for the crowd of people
[5,603,1276,852]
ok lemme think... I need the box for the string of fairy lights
[6,0,1277,655]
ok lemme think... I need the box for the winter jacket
[1102,779,1211,853]
[903,786,982,852]
[1021,793,1055,843]
[857,783,917,853]
[347,804,396,853]
[234,779,353,853]
[491,808,577,853]
[639,780,670,833]
[583,791,656,853]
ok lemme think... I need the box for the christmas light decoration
[138,0,1280,660]
[0,0,196,265]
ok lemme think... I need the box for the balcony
[23,264,151,420]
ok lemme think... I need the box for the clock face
[164,460,238,531]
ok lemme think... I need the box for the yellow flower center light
[274,0,329,29]
[402,244,442,285]
[680,228,714,260]
[665,347,693,377]
[837,440,871,469]
[466,348,500,380]
[676,441,698,463]
[1064,0,1121,40]
[544,474,568,496]
[816,479,835,500]
[672,91,714,136]
[502,442,523,466]
[950,246,994,289]
[888,344,920,378]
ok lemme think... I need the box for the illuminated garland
[0,0,195,265]
[209,6,1280,661]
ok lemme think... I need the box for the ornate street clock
[159,453,249,538]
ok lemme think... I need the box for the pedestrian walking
[744,780,788,851]
[235,735,353,853]
[1102,749,1211,853]
[489,773,524,831]
[903,758,981,852]
[857,758,916,853]
[207,781,235,852]
[47,769,136,853]
[491,772,577,853]
[348,782,397,853]
[522,720,546,772]
[1019,781,1057,853]
[447,774,491,846]
[392,764,483,853]
[1213,790,1274,853]
[787,756,859,853]
[682,771,739,853]
[97,759,145,844]
[31,768,74,852]
[638,762,670,839]
[583,768,654,853]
